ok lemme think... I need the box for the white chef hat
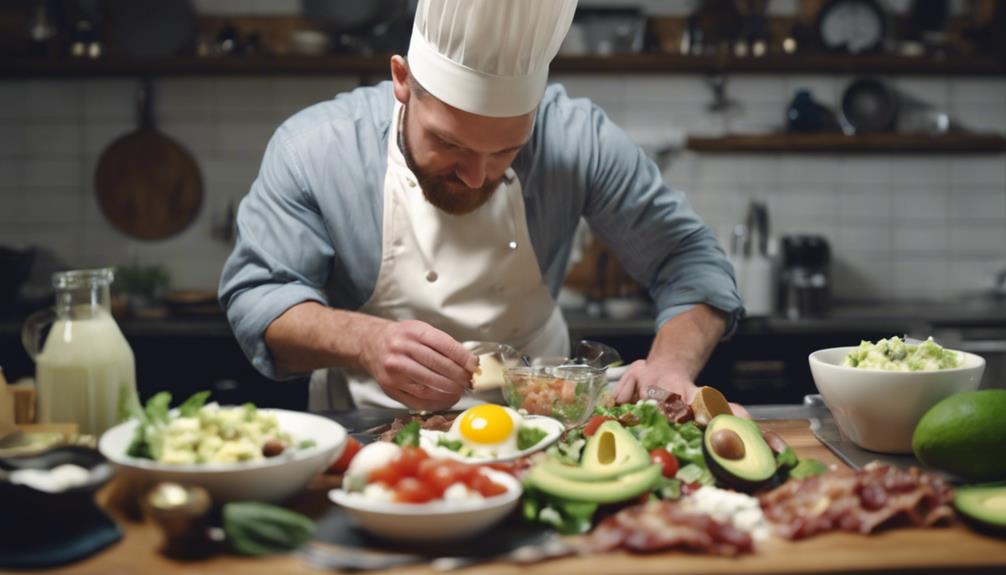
[407,0,578,118]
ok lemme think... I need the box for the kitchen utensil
[839,77,899,134]
[779,235,831,319]
[21,268,137,436]
[95,79,202,240]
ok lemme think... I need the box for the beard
[400,106,501,216]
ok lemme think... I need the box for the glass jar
[22,268,137,436]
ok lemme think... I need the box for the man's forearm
[647,303,727,380]
[264,301,389,376]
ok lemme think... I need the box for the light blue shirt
[220,82,743,380]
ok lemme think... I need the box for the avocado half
[955,484,1006,532]
[702,414,776,492]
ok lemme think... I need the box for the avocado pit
[710,429,745,460]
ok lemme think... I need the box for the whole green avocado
[912,390,1006,482]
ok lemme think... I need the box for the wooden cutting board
[50,420,1006,574]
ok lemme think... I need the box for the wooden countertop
[36,420,1006,574]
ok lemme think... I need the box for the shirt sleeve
[579,104,745,336]
[218,131,334,380]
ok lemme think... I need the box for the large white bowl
[809,347,985,454]
[329,469,521,542]
[99,409,347,503]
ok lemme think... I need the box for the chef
[219,0,746,414]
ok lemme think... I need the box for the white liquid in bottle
[35,309,136,436]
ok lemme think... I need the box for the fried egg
[447,404,523,457]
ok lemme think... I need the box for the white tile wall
[1,71,1004,302]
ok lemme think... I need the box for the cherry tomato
[393,477,437,503]
[392,446,429,477]
[368,463,404,487]
[583,415,613,437]
[418,460,457,496]
[327,437,362,474]
[649,448,680,478]
[468,472,507,498]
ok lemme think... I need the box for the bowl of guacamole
[809,338,985,454]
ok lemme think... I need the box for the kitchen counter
[25,415,1006,575]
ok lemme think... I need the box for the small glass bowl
[502,364,607,427]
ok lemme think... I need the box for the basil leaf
[394,420,421,447]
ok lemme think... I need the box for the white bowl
[809,347,985,454]
[98,409,347,503]
[329,469,521,542]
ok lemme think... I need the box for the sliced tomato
[583,415,613,437]
[649,448,679,478]
[327,437,362,474]
[418,460,458,496]
[393,477,437,503]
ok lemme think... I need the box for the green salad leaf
[178,391,211,417]
[393,420,421,447]
[223,502,315,555]
[789,458,829,479]
[517,426,548,451]
[775,446,799,470]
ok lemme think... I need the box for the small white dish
[329,469,521,542]
[99,409,347,503]
[809,346,984,454]
[417,415,563,463]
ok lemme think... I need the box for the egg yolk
[458,405,514,445]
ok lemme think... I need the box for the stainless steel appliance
[779,235,831,319]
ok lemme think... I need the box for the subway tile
[23,160,80,188]
[729,77,786,104]
[950,158,1006,186]
[553,75,625,103]
[890,186,950,222]
[17,190,82,223]
[82,80,134,121]
[158,78,216,120]
[22,81,82,120]
[0,124,25,158]
[949,224,1006,256]
[950,78,1006,105]
[893,77,950,109]
[888,157,950,187]
[768,186,837,227]
[201,158,258,187]
[892,257,949,300]
[947,257,1006,295]
[949,189,1006,222]
[724,102,784,135]
[215,122,276,156]
[835,186,893,223]
[833,223,893,254]
[838,157,891,186]
[0,159,21,189]
[0,83,25,121]
[25,124,81,158]
[212,78,277,118]
[949,102,1006,133]
[892,223,949,255]
[779,157,838,185]
[159,120,217,158]
[82,122,134,158]
[623,75,708,104]
[831,255,894,301]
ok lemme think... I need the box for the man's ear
[390,55,411,104]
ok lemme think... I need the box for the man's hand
[610,304,750,418]
[612,359,749,417]
[358,319,477,411]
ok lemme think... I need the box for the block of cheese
[471,353,506,391]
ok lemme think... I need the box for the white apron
[310,101,569,410]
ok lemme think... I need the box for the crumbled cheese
[443,482,484,501]
[682,485,771,541]
[361,482,395,502]
[9,464,92,493]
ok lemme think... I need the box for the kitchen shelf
[685,132,1006,154]
[2,53,1004,79]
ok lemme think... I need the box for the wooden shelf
[1,53,1003,79]
[686,133,1006,154]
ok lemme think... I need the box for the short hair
[404,58,430,99]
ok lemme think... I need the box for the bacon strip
[758,462,954,540]
[377,413,457,442]
[584,501,754,557]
